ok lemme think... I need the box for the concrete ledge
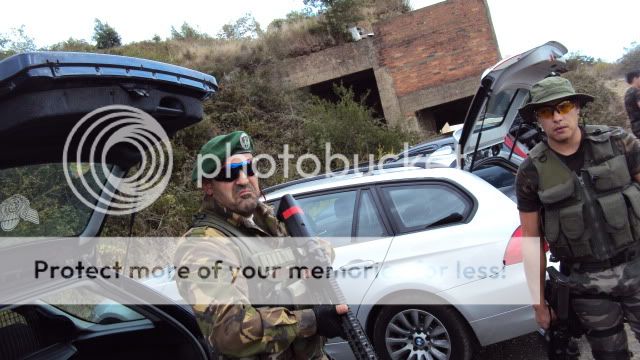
[278,39,377,88]
[398,75,479,115]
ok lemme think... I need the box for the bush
[303,84,418,170]
[49,38,95,52]
[563,68,627,128]
[170,22,211,41]
[304,0,364,42]
[619,42,640,76]
[263,17,334,58]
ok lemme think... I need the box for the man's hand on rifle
[313,304,349,338]
[534,303,557,329]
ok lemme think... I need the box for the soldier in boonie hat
[516,75,640,360]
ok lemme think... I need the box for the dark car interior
[0,303,208,360]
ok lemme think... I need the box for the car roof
[265,166,479,200]
[406,136,454,154]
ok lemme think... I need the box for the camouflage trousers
[568,257,640,360]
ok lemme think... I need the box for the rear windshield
[0,163,108,237]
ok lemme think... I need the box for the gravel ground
[474,325,640,359]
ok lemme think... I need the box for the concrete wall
[277,0,500,131]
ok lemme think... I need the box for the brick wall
[373,0,500,98]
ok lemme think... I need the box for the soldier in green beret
[174,131,347,359]
[517,76,640,359]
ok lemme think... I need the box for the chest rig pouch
[531,125,640,264]
[191,213,307,305]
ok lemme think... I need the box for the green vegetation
[563,53,628,128]
[170,22,210,41]
[2,13,632,239]
[15,12,412,237]
[303,0,365,42]
[619,42,640,76]
[0,25,36,58]
[218,14,263,40]
[92,19,122,49]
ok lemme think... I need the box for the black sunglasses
[214,160,255,182]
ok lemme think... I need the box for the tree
[217,14,263,40]
[170,22,210,41]
[0,25,36,59]
[92,19,122,49]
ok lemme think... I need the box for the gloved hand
[312,305,347,339]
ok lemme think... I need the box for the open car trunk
[454,41,569,201]
[0,52,217,169]
[456,41,568,170]
[0,52,218,360]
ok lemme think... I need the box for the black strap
[586,323,625,338]
[591,349,631,360]
[572,292,620,302]
[572,249,639,273]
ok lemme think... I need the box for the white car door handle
[338,260,377,271]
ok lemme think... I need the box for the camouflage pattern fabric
[568,257,640,359]
[174,200,328,360]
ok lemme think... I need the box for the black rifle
[276,194,378,360]
[545,266,580,360]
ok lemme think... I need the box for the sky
[0,0,638,63]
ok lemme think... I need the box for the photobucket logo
[194,142,435,188]
[62,105,173,215]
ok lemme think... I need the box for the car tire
[373,304,474,360]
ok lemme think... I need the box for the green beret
[192,131,254,182]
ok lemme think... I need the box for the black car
[384,135,456,164]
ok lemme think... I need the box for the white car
[261,41,569,360]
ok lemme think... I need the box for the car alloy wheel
[384,308,451,360]
[373,304,474,360]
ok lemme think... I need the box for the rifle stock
[277,194,378,360]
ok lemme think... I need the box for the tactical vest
[191,212,308,305]
[531,125,640,264]
[189,214,319,360]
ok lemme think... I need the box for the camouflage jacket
[174,201,327,360]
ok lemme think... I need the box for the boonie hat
[519,76,594,122]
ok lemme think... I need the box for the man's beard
[230,184,258,217]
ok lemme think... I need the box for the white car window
[475,88,517,131]
[381,184,469,233]
[297,191,357,246]
[356,190,386,238]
